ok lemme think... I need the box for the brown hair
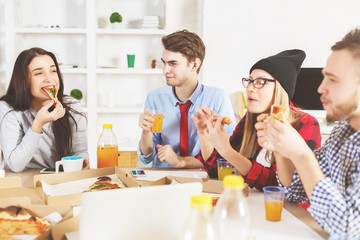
[0,47,85,163]
[161,29,205,74]
[332,28,360,58]
[332,28,360,80]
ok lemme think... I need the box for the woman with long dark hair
[0,47,89,172]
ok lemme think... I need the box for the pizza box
[51,216,79,240]
[0,176,22,189]
[33,167,140,206]
[0,187,46,205]
[140,175,249,197]
[0,203,72,240]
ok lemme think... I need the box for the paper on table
[42,174,124,196]
[135,170,208,181]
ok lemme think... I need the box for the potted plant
[70,89,83,101]
[110,12,123,29]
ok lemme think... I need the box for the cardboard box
[0,203,72,240]
[33,167,140,206]
[0,176,22,189]
[140,175,249,197]
[0,187,46,205]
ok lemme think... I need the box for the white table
[247,188,328,240]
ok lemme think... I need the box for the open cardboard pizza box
[33,167,140,206]
[139,175,249,197]
[0,203,72,240]
[0,176,22,189]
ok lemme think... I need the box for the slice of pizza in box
[33,167,140,207]
[0,203,71,240]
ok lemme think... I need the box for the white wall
[201,0,360,106]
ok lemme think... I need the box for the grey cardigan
[0,98,88,172]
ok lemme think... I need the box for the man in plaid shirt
[256,29,360,237]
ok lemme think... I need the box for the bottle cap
[103,123,112,129]
[190,194,213,210]
[223,175,244,190]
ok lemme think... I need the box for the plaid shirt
[196,106,321,191]
[285,120,360,237]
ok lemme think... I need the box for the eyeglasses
[242,78,276,89]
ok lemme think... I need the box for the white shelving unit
[1,0,168,166]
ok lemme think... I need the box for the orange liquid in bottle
[97,145,118,168]
[265,201,283,221]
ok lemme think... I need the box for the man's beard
[324,91,358,123]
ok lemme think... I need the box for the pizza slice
[84,176,123,192]
[270,105,288,121]
[0,206,51,237]
[43,86,58,101]
[217,116,232,125]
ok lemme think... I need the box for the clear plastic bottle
[213,175,251,240]
[179,194,219,240]
[97,123,118,168]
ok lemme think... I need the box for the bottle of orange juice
[97,123,118,168]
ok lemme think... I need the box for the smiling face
[28,55,60,107]
[246,69,276,114]
[161,49,198,88]
[318,49,360,123]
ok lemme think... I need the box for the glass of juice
[97,145,118,168]
[263,186,286,222]
[216,158,232,180]
[150,110,165,133]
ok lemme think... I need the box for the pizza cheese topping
[270,105,288,121]
[43,86,58,101]
[0,206,51,237]
[84,176,123,192]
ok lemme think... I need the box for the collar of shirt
[171,82,203,107]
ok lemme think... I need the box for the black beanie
[249,49,306,100]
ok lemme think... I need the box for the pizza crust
[0,206,51,237]
[217,116,232,125]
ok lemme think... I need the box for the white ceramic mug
[55,156,84,173]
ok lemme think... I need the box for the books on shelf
[142,16,160,29]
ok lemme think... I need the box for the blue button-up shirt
[137,83,236,167]
[284,120,360,237]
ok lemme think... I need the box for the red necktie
[179,101,192,156]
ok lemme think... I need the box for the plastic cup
[216,159,232,180]
[127,54,135,68]
[150,110,165,133]
[263,186,286,221]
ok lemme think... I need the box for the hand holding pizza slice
[269,105,288,121]
[43,86,58,102]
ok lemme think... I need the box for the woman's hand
[191,106,217,135]
[255,114,310,162]
[203,116,231,154]
[32,101,66,133]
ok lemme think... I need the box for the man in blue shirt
[137,30,236,168]
[255,28,360,237]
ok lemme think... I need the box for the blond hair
[239,81,296,164]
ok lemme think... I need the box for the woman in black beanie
[192,49,321,194]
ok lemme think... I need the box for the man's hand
[156,144,184,168]
[138,108,155,133]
